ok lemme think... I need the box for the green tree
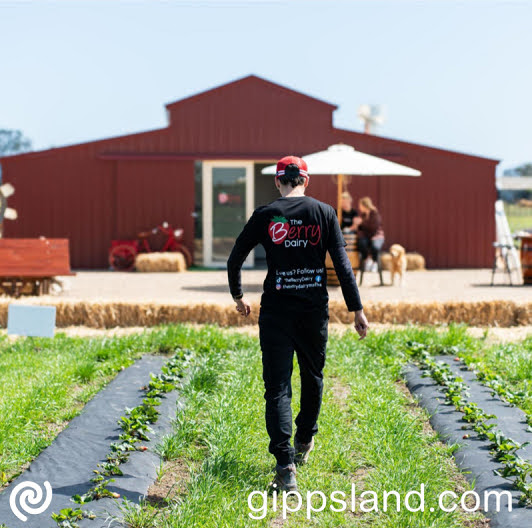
[514,163,532,176]
[0,129,32,156]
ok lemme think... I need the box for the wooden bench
[0,238,75,297]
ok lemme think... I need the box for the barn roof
[164,74,338,111]
[0,74,498,164]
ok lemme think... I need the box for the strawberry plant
[114,433,140,450]
[119,404,159,440]
[486,431,529,460]
[494,456,532,504]
[146,376,175,398]
[495,457,529,478]
[460,402,495,424]
[51,507,95,527]
[143,396,163,407]
[72,478,120,504]
[106,450,129,464]
[518,480,532,505]
[472,420,497,437]
[443,379,469,407]
[95,460,124,477]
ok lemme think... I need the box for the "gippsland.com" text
[247,484,513,520]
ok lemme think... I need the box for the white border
[202,160,255,268]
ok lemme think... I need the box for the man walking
[227,155,368,492]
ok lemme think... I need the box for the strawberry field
[0,325,530,527]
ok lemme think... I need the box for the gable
[166,74,337,112]
[165,75,337,133]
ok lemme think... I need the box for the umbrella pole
[337,173,344,225]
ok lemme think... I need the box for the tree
[514,163,532,176]
[0,129,32,156]
[504,163,532,177]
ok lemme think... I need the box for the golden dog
[389,244,407,285]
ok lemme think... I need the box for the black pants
[358,236,384,262]
[259,308,328,466]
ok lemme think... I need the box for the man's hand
[235,297,251,317]
[354,309,369,339]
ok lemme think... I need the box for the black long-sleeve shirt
[227,196,363,313]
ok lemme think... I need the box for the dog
[389,244,407,286]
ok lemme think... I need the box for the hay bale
[327,300,531,327]
[0,298,529,329]
[518,198,532,208]
[380,252,426,271]
[135,252,187,272]
[380,253,391,271]
[406,253,425,270]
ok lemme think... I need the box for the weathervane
[357,104,386,134]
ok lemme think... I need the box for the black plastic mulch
[0,355,181,528]
[404,356,532,528]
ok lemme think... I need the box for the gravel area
[28,268,532,305]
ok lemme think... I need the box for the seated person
[357,196,385,265]
[339,191,360,232]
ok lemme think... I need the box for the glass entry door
[202,161,254,267]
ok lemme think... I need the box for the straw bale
[380,252,426,271]
[135,252,187,272]
[0,299,528,329]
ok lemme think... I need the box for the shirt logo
[268,216,289,244]
[268,216,321,248]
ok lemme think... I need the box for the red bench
[0,238,75,296]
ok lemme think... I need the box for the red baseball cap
[275,155,309,182]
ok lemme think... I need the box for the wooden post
[337,173,344,225]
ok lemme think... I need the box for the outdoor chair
[491,242,515,285]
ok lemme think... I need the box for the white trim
[202,160,255,268]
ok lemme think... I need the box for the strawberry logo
[268,215,289,244]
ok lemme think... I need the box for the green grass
[504,202,532,233]
[139,325,489,528]
[457,334,532,416]
[0,326,222,486]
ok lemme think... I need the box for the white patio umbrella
[262,143,421,224]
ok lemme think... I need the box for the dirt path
[20,269,532,304]
[2,322,524,343]
[217,323,532,344]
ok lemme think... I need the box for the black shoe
[271,463,297,492]
[294,438,314,466]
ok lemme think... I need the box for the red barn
[0,75,498,269]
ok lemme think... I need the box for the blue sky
[0,0,530,174]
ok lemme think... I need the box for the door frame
[202,160,255,268]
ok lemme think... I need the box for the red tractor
[109,222,192,271]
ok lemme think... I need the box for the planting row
[0,327,197,488]
[50,350,190,528]
[407,341,532,505]
[457,348,532,428]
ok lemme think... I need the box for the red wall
[309,130,497,268]
[2,150,194,268]
[114,160,194,244]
